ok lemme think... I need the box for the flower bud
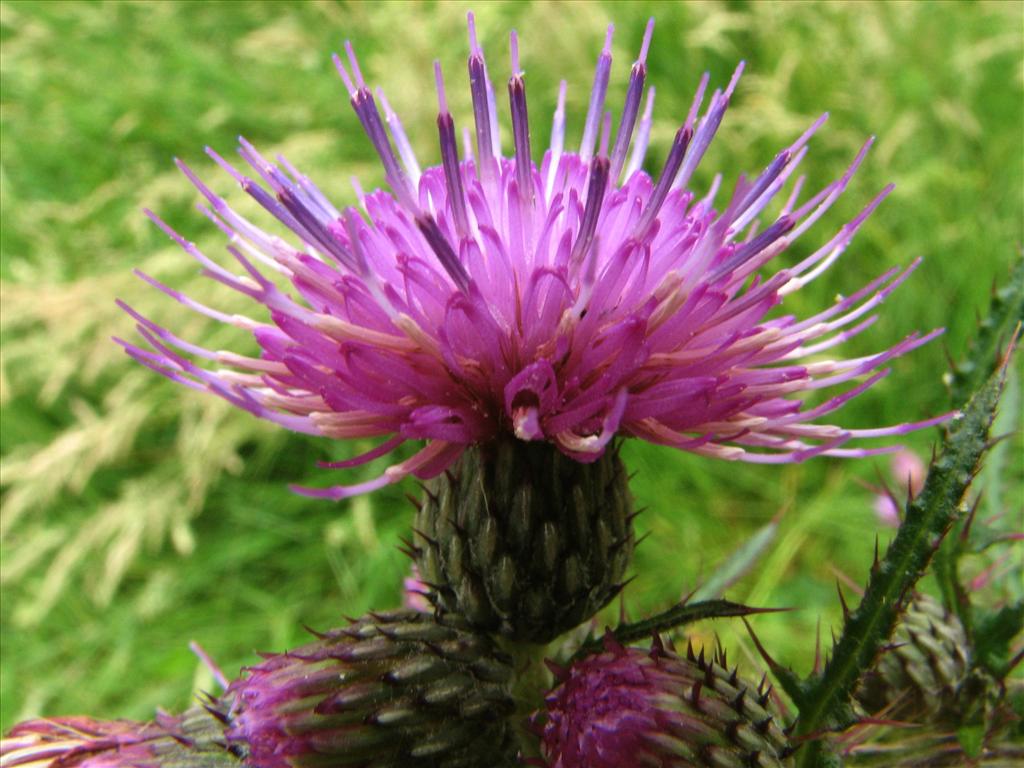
[226,609,519,767]
[856,593,975,725]
[414,438,634,643]
[538,636,790,767]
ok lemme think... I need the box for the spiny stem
[791,355,1011,767]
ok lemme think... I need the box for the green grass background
[1,0,1021,730]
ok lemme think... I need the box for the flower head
[537,635,789,767]
[224,610,517,767]
[0,711,237,768]
[120,14,949,498]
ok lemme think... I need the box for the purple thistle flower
[119,14,951,499]
[222,610,517,767]
[0,711,237,767]
[536,635,789,767]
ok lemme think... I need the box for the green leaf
[791,357,1010,766]
[973,601,1024,678]
[957,725,985,759]
[690,517,779,602]
[572,599,783,660]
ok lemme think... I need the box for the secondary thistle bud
[538,636,790,767]
[1,707,238,767]
[855,593,971,724]
[414,438,634,643]
[225,609,519,767]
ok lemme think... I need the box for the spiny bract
[414,436,634,642]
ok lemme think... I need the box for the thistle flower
[0,708,238,768]
[224,610,519,767]
[537,635,789,767]
[119,14,950,500]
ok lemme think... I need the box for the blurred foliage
[1,0,1021,731]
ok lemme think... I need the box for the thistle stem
[498,638,553,759]
[791,355,1010,767]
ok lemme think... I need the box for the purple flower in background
[120,14,950,499]
[872,448,927,526]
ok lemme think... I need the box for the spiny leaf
[791,351,1011,766]
[936,261,1022,639]
[689,517,779,602]
[948,255,1023,410]
[573,599,784,660]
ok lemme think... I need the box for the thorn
[626,508,647,524]
[417,481,438,503]
[836,581,851,622]
[404,492,423,511]
[545,659,569,681]
[687,639,697,662]
[813,618,822,675]
[742,618,784,676]
[303,623,329,639]
[611,575,638,597]
[725,719,742,744]
[691,680,703,708]
[627,531,650,551]
[650,633,665,656]
[703,659,716,688]
[602,627,625,655]
[732,688,746,714]
[941,341,957,372]
[203,703,231,725]
[410,527,437,546]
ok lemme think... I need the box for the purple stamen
[333,47,418,212]
[467,12,498,184]
[434,61,471,238]
[608,18,654,184]
[624,86,656,178]
[508,31,533,203]
[673,62,745,192]
[570,157,610,265]
[598,110,613,158]
[376,86,422,185]
[416,214,471,293]
[545,79,568,199]
[634,124,692,239]
[580,25,614,161]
